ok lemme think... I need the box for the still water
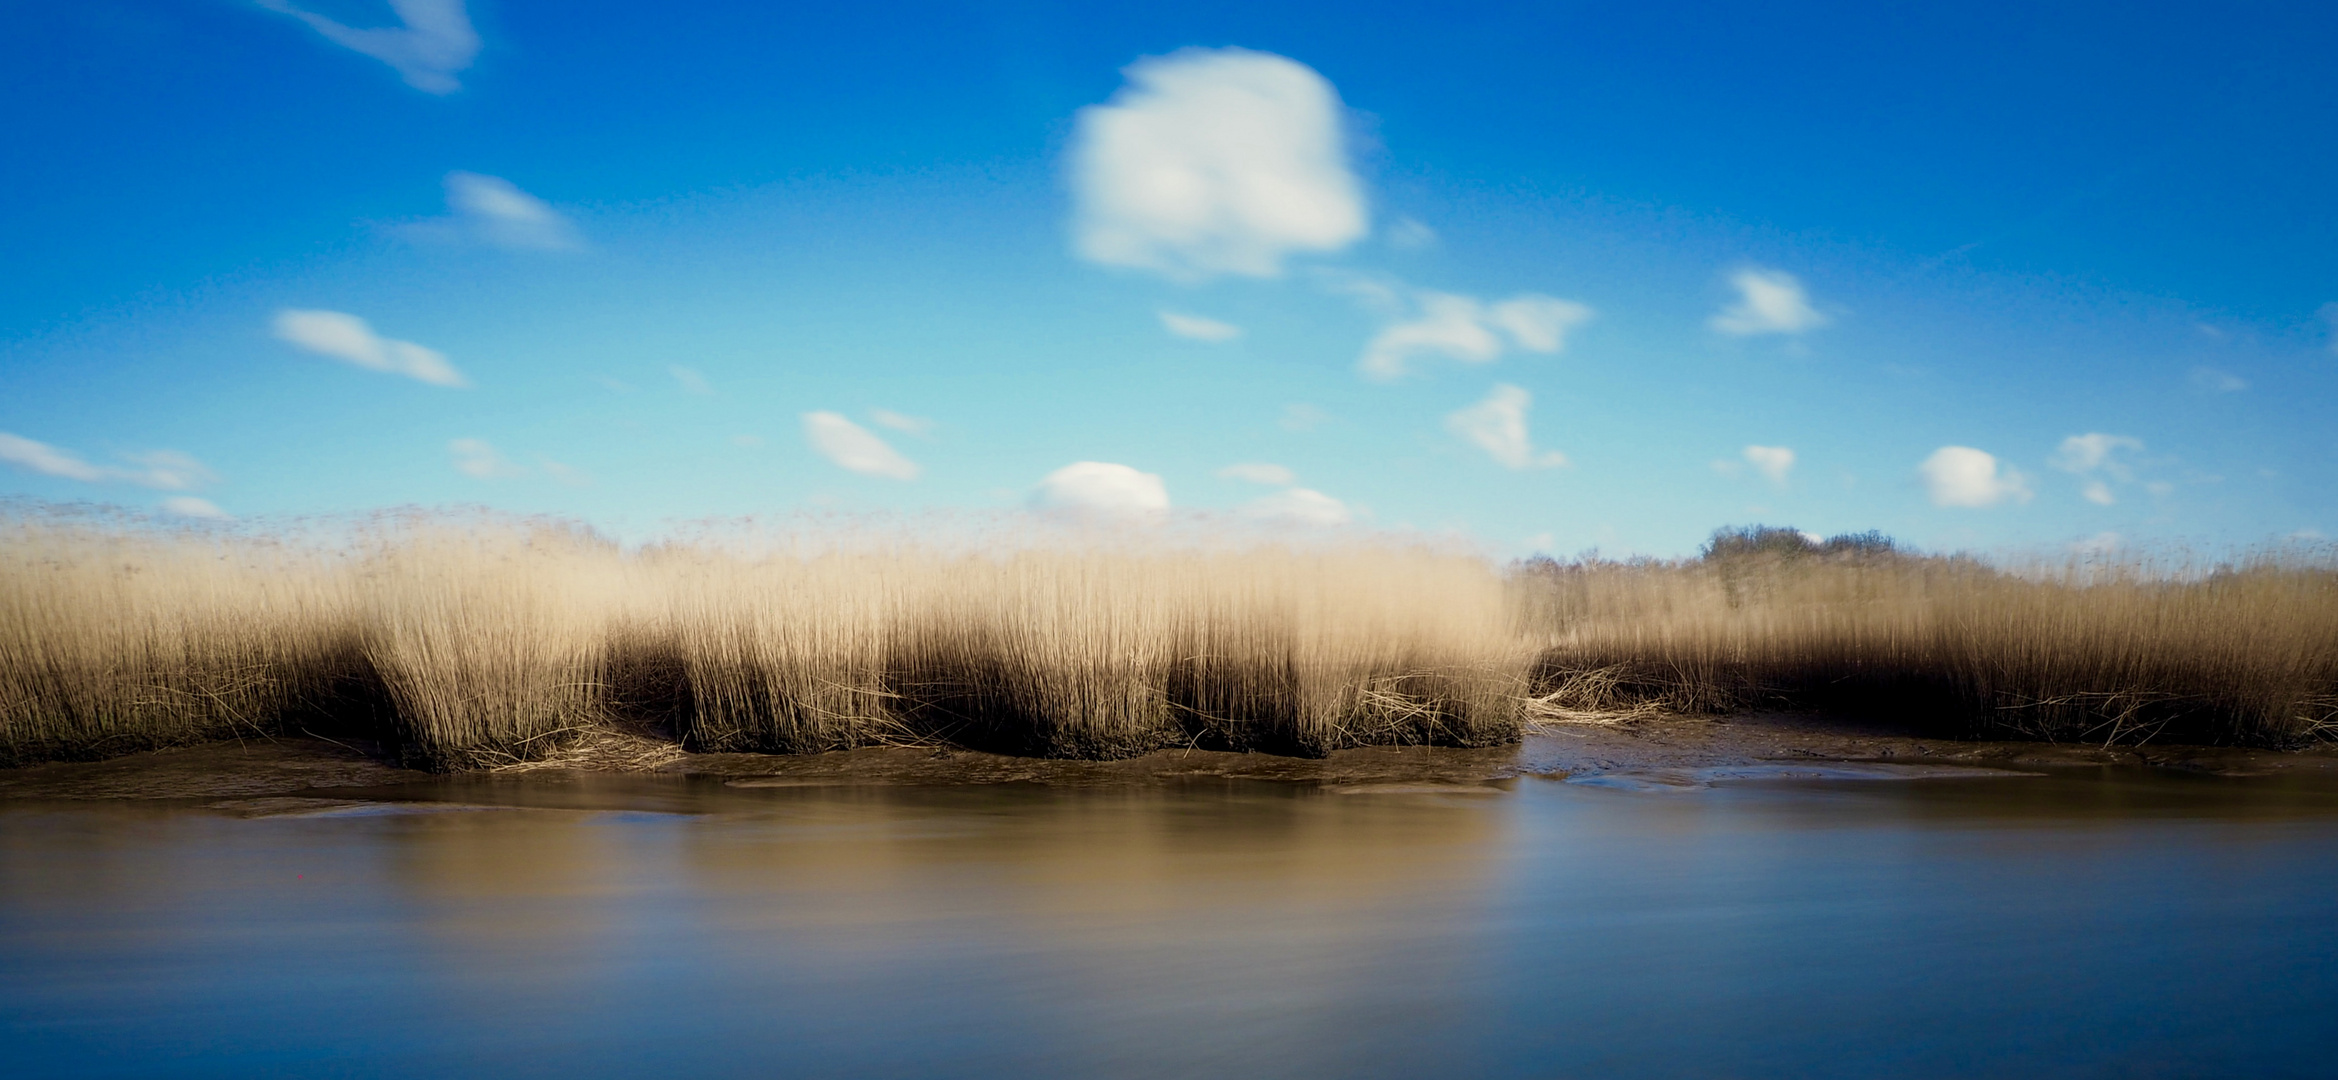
[4,769,2337,1078]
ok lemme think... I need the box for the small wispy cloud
[273,309,467,387]
[1919,446,2032,508]
[1217,462,1296,485]
[536,458,591,487]
[258,0,480,94]
[669,366,712,395]
[449,437,525,479]
[1742,445,1795,486]
[1159,311,1243,342]
[1446,384,1568,469]
[2070,531,2124,556]
[1385,217,1437,250]
[1279,404,1329,432]
[0,433,217,490]
[160,496,231,520]
[2189,366,2248,393]
[1034,461,1170,514]
[802,412,919,480]
[2050,432,2143,505]
[1068,48,1366,279]
[869,409,934,436]
[1711,268,1827,336]
[405,172,582,251]
[1359,290,1593,380]
[1241,487,1351,526]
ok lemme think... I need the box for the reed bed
[6,510,2333,769]
[0,511,1524,768]
[1518,529,2338,746]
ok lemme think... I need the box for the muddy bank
[5,710,2335,806]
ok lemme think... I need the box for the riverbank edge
[5,710,2335,805]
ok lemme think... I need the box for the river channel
[5,761,2337,1077]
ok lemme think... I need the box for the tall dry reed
[0,511,1524,768]
[1518,540,2338,745]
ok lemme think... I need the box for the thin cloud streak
[259,0,480,94]
[273,310,467,387]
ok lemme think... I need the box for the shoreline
[6,711,2335,808]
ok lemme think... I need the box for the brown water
[4,767,2337,1078]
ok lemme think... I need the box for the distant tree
[1701,525,1899,562]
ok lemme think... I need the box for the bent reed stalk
[0,511,1525,768]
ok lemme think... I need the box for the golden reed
[3,512,2332,769]
[0,511,1524,768]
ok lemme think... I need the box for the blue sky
[3,1,2333,556]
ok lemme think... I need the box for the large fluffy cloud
[1069,48,1366,278]
[258,0,480,94]
[802,413,920,480]
[1034,461,1170,514]
[1359,290,1593,380]
[0,432,216,489]
[1711,268,1827,336]
[1445,384,1568,469]
[273,309,468,387]
[1919,446,2032,508]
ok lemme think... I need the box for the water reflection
[4,770,2337,1078]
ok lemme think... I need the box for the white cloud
[1385,217,1437,250]
[258,0,480,94]
[1034,461,1169,514]
[160,496,231,520]
[1242,487,1351,526]
[1360,290,1592,380]
[0,433,216,489]
[869,409,934,436]
[1918,446,2032,508]
[1158,311,1243,342]
[669,366,712,395]
[2189,366,2248,393]
[1069,48,1366,278]
[2070,531,2124,556]
[449,438,525,479]
[1446,384,1568,469]
[2051,433,2144,505]
[1742,445,1795,485]
[1711,268,1827,336]
[802,413,919,480]
[429,172,582,251]
[1279,403,1329,432]
[1489,296,1596,353]
[536,459,590,487]
[1218,462,1296,485]
[273,309,467,387]
[2050,433,2143,475]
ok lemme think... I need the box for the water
[4,768,2337,1078]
